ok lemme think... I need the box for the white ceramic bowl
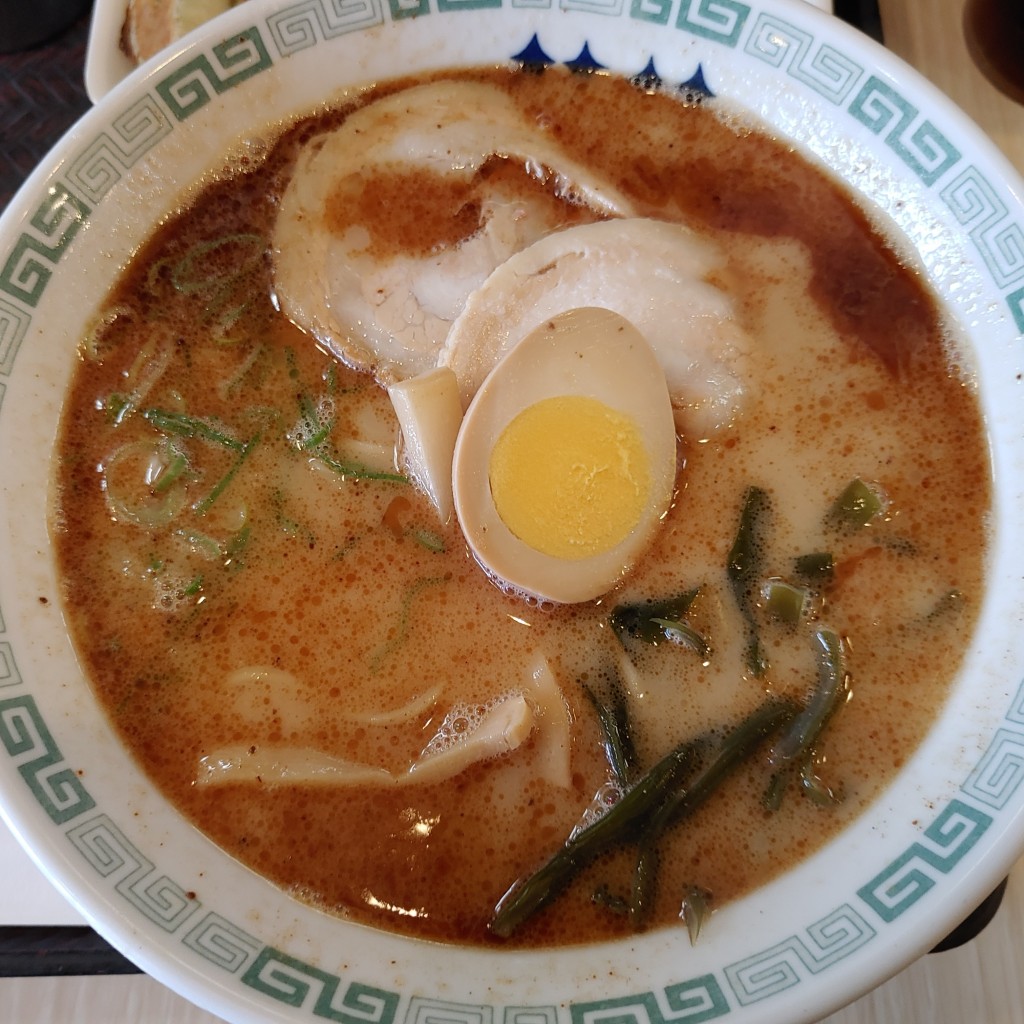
[3,2,1024,1022]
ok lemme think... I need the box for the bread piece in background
[121,0,247,64]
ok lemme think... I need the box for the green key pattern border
[0,0,1022,1017]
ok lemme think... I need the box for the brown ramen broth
[52,67,989,947]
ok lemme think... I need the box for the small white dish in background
[84,0,132,102]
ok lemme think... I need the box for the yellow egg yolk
[488,395,652,560]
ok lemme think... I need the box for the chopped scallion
[152,451,189,494]
[411,529,446,553]
[315,450,407,484]
[172,527,222,561]
[170,233,264,296]
[143,408,245,452]
[192,434,260,516]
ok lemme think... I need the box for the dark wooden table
[0,9,93,213]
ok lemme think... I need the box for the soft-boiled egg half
[451,307,678,604]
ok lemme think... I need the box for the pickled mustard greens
[51,67,989,948]
[519,484,857,938]
[491,698,799,938]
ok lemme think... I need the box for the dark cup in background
[963,0,1024,105]
[0,0,93,54]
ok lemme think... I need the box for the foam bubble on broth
[49,66,990,948]
[422,696,514,755]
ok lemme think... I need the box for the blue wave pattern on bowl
[1,0,1023,1019]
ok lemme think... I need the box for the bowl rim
[3,1,1024,1023]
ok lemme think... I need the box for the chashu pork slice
[271,79,637,386]
[441,217,752,436]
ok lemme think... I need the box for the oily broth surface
[52,68,989,947]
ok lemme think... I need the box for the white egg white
[452,306,677,604]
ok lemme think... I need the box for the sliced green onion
[411,529,446,553]
[208,299,250,346]
[82,304,134,362]
[369,575,449,674]
[192,434,260,516]
[300,419,334,452]
[220,342,265,398]
[102,438,190,528]
[225,524,252,568]
[143,408,245,452]
[103,393,133,426]
[315,449,407,484]
[103,330,174,426]
[151,451,189,494]
[285,349,405,484]
[143,253,176,296]
[170,233,264,296]
[172,527,223,561]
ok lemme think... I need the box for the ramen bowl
[2,1,1024,1022]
